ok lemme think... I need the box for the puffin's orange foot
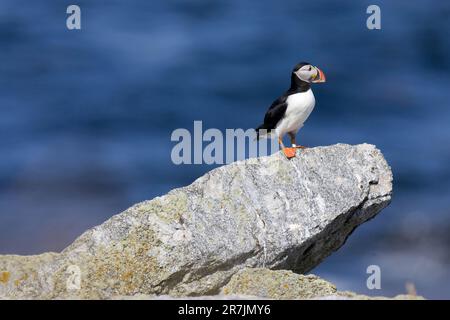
[282,147,297,159]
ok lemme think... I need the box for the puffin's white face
[294,64,326,83]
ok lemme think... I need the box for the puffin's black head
[292,62,326,84]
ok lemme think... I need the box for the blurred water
[0,0,449,298]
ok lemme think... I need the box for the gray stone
[220,268,424,300]
[0,144,392,299]
[221,268,337,299]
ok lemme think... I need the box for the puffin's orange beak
[312,67,326,83]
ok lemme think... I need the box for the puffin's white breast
[275,89,315,136]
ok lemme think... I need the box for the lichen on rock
[221,268,337,299]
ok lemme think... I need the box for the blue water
[1,0,449,298]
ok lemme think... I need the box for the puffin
[256,62,326,159]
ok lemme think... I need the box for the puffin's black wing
[256,96,288,139]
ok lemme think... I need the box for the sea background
[1,0,449,298]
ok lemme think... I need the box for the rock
[221,268,337,299]
[0,144,392,299]
[326,292,425,300]
[220,268,424,300]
